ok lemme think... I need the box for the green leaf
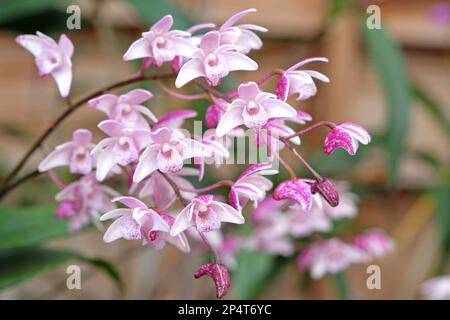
[362,22,412,187]
[432,166,450,274]
[0,0,64,25]
[331,272,350,299]
[0,247,123,291]
[127,0,193,29]
[412,84,450,137]
[0,205,70,251]
[232,250,282,299]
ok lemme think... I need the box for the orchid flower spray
[7,7,394,300]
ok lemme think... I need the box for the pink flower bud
[311,179,339,207]
[55,201,77,219]
[194,263,230,299]
[205,103,224,128]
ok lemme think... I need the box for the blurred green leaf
[362,22,412,187]
[0,247,123,291]
[331,272,350,299]
[232,250,282,299]
[329,0,355,17]
[412,85,450,137]
[433,167,450,274]
[0,205,69,251]
[0,0,64,25]
[435,168,450,250]
[127,0,193,29]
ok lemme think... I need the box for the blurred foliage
[0,205,68,251]
[0,0,70,33]
[362,21,412,188]
[0,0,448,299]
[0,246,123,291]
[232,250,285,299]
[413,85,450,137]
[127,0,193,29]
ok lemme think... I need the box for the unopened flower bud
[311,179,339,207]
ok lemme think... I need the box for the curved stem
[193,80,232,102]
[156,196,177,213]
[157,81,209,101]
[159,171,189,206]
[0,72,174,194]
[0,170,42,199]
[178,180,234,194]
[281,139,323,181]
[285,121,336,140]
[276,153,296,179]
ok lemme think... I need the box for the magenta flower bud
[194,263,230,299]
[311,179,339,207]
[55,201,77,219]
[205,103,224,128]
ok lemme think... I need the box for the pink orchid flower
[55,174,118,231]
[219,8,267,54]
[175,31,258,88]
[133,127,210,182]
[324,122,371,156]
[352,229,394,260]
[216,82,297,137]
[287,206,332,238]
[421,276,450,300]
[100,196,190,253]
[277,57,329,101]
[88,89,156,129]
[123,15,197,67]
[194,263,230,299]
[134,168,198,205]
[196,129,230,180]
[229,162,277,211]
[298,238,363,279]
[248,208,294,256]
[38,129,95,175]
[91,120,151,181]
[171,195,244,236]
[16,31,73,97]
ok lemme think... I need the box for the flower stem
[157,81,209,101]
[159,171,189,206]
[178,180,234,194]
[282,140,323,181]
[276,153,296,179]
[285,121,336,140]
[0,72,174,198]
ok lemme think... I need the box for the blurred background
[0,0,449,299]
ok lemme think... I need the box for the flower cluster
[16,8,388,299]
